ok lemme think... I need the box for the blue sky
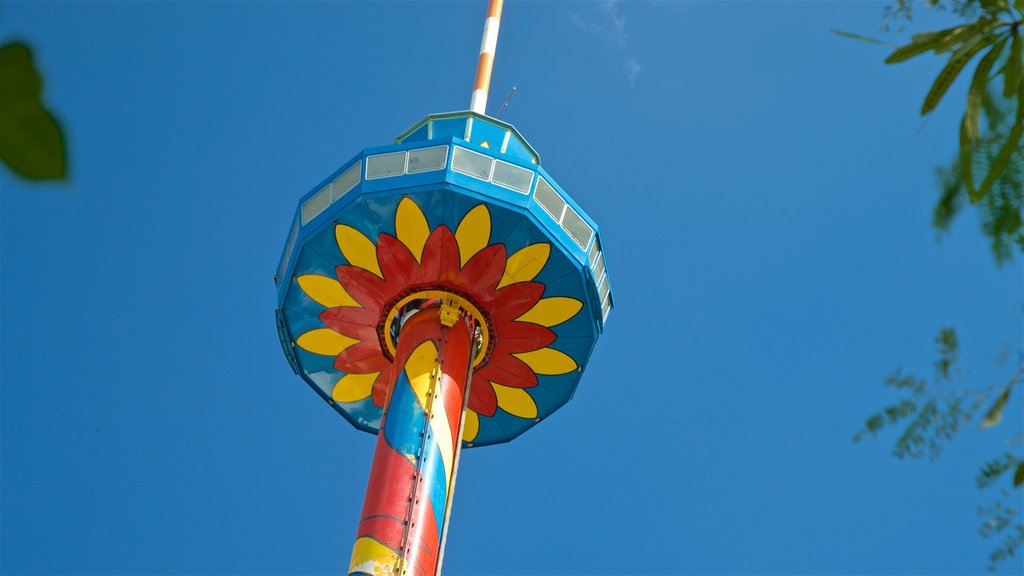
[2,1,1021,574]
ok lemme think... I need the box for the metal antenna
[470,0,504,115]
[496,86,516,117]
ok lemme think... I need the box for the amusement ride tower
[274,2,613,573]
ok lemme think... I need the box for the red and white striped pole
[469,0,503,115]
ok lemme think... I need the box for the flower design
[294,198,582,443]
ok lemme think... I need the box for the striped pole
[348,302,475,576]
[469,0,504,115]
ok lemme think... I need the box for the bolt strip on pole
[469,0,504,115]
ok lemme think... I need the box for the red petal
[320,307,379,340]
[453,244,505,296]
[336,265,389,311]
[488,282,545,321]
[413,227,448,285]
[376,234,418,288]
[491,322,556,356]
[480,354,537,389]
[435,227,463,287]
[322,319,377,342]
[467,373,498,416]
[334,341,390,374]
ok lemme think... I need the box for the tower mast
[469,0,504,115]
[275,1,612,573]
[349,4,505,574]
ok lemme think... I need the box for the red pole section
[348,302,474,576]
[469,0,504,115]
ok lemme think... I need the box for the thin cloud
[569,0,643,86]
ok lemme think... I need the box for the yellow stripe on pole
[403,340,455,483]
[348,537,400,575]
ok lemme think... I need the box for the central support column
[348,301,475,576]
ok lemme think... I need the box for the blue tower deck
[275,112,613,446]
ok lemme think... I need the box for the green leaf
[933,327,959,379]
[912,29,951,45]
[960,118,979,201]
[1015,463,1024,486]
[981,386,1012,427]
[884,22,991,63]
[932,24,976,54]
[0,42,66,180]
[831,29,896,47]
[886,28,956,63]
[922,27,1002,115]
[854,398,919,442]
[965,37,1008,141]
[935,20,993,54]
[972,84,1024,201]
[933,156,966,232]
[893,399,937,459]
[885,370,926,392]
[977,452,1019,488]
[960,38,1010,196]
[1004,31,1022,98]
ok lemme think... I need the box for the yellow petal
[296,328,359,356]
[492,382,538,419]
[462,409,479,443]
[296,274,359,308]
[513,347,577,375]
[395,197,430,263]
[332,372,378,403]
[455,205,491,266]
[335,224,382,278]
[497,243,550,289]
[514,297,583,327]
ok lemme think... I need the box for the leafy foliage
[863,189,1024,559]
[884,1,1022,204]
[0,41,66,180]
[837,0,1023,264]
[855,328,986,460]
[843,1,1023,571]
[856,325,1024,565]
[935,89,1024,263]
[855,327,1023,570]
[977,452,1022,488]
[978,490,1024,571]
